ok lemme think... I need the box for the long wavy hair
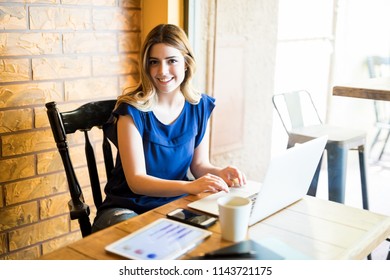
[117,24,200,111]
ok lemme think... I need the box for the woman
[92,24,246,232]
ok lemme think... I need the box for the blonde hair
[118,24,200,111]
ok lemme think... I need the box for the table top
[333,76,390,101]
[39,193,390,260]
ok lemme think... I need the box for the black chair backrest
[45,100,116,237]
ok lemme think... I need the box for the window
[272,0,390,154]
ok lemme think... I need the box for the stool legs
[288,140,369,210]
[358,146,369,210]
[326,144,369,210]
[327,145,348,203]
[307,155,323,197]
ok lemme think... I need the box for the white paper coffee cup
[217,196,252,242]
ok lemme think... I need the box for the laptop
[188,135,328,226]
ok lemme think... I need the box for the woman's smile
[157,76,174,83]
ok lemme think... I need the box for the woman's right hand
[186,173,230,195]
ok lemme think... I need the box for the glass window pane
[277,0,334,39]
[274,40,332,118]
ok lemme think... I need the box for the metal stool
[272,90,369,209]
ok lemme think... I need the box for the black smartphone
[166,208,217,229]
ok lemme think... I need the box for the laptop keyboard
[249,194,257,213]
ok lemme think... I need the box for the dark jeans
[91,207,138,233]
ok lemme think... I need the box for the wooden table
[39,192,390,260]
[333,77,390,101]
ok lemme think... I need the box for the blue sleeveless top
[99,94,215,214]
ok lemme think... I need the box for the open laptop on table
[188,136,328,226]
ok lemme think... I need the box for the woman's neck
[153,92,185,125]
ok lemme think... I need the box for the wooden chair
[272,90,369,210]
[367,56,390,161]
[45,100,116,237]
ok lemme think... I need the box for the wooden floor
[315,146,390,260]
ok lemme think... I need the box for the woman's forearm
[125,174,190,197]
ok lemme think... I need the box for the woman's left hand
[217,166,247,188]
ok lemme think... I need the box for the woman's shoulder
[189,93,215,110]
[114,102,149,118]
[194,93,215,112]
[199,93,215,104]
[184,93,215,125]
[114,101,136,114]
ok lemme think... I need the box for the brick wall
[0,0,141,259]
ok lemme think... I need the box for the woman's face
[148,43,186,95]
